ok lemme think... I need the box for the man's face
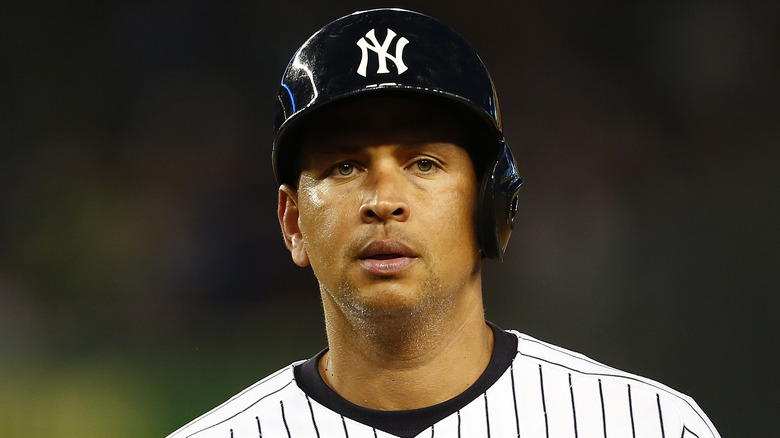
[279,95,482,321]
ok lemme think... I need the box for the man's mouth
[357,240,417,275]
[358,239,417,259]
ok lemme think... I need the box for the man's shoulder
[166,361,304,438]
[507,330,720,438]
[510,330,630,375]
[509,329,693,397]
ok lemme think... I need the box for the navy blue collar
[294,321,518,438]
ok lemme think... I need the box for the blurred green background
[1,0,777,436]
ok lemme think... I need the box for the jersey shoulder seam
[167,360,304,438]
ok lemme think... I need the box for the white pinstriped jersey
[168,325,720,438]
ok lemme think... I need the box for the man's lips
[358,239,417,259]
[357,240,418,276]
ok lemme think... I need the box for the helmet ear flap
[477,140,523,261]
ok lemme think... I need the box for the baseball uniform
[167,323,720,438]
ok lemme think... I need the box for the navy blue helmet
[273,8,522,260]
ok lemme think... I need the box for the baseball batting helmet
[272,8,522,260]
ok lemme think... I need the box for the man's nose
[359,167,410,223]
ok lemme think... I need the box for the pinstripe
[483,393,491,438]
[229,429,233,438]
[305,395,320,438]
[280,401,291,438]
[539,365,549,438]
[510,363,520,437]
[431,422,435,437]
[569,373,578,438]
[628,385,636,438]
[255,416,262,438]
[457,410,461,438]
[657,394,666,438]
[598,379,607,438]
[340,414,349,438]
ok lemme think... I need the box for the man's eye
[416,159,434,172]
[336,163,354,176]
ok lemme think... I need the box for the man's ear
[278,184,310,267]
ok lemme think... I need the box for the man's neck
[318,288,494,410]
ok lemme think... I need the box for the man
[168,9,720,438]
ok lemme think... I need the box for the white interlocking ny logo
[356,28,409,77]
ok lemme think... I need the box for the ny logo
[356,28,409,77]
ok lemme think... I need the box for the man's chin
[346,291,428,317]
[342,284,452,322]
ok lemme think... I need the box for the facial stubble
[322,242,461,353]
